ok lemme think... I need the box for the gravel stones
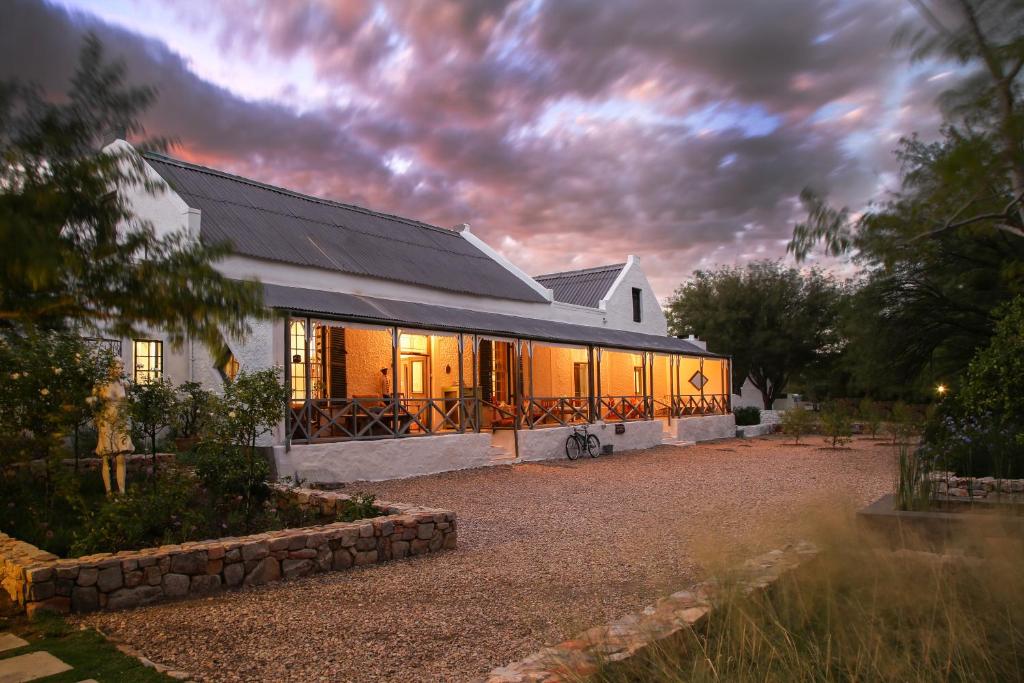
[74,437,893,682]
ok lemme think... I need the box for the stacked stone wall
[1,487,455,616]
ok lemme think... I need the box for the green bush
[69,466,205,556]
[0,331,114,464]
[858,397,882,437]
[734,406,761,426]
[174,381,213,441]
[127,377,177,469]
[820,401,852,449]
[780,405,814,444]
[923,296,1024,478]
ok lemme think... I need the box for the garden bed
[857,493,1024,552]
[1,486,456,616]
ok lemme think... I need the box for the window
[399,333,429,354]
[132,340,163,383]
[290,319,307,400]
[633,366,644,396]
[632,287,642,323]
[220,353,240,382]
[573,362,589,397]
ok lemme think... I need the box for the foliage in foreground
[594,512,1024,683]
[780,404,814,444]
[0,35,264,350]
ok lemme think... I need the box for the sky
[0,0,958,299]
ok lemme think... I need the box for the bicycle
[565,423,601,460]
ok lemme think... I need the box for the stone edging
[1,486,456,616]
[484,541,817,683]
[930,471,1024,500]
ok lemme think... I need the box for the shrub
[922,296,1024,478]
[820,401,852,449]
[858,397,882,438]
[0,330,115,464]
[127,376,177,470]
[734,406,761,426]
[780,405,814,444]
[887,400,919,445]
[69,465,205,555]
[202,368,288,530]
[174,381,213,442]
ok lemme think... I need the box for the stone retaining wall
[485,541,817,682]
[1,487,456,616]
[930,472,1024,500]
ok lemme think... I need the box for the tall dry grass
[593,508,1024,682]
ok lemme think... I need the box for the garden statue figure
[95,360,133,495]
[379,367,391,399]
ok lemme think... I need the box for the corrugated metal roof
[534,263,626,308]
[143,153,548,304]
[263,283,724,357]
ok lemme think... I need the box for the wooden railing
[599,395,651,422]
[521,397,591,428]
[289,392,731,442]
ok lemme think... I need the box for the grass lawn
[0,605,170,682]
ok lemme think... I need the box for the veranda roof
[262,283,725,358]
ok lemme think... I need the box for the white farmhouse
[111,141,735,482]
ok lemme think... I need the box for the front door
[400,354,429,431]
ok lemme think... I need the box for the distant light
[936,384,948,396]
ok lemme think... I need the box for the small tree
[821,402,852,449]
[202,369,288,528]
[781,404,814,445]
[889,401,919,446]
[174,381,213,444]
[128,377,177,472]
[858,397,883,439]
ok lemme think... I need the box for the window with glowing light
[289,320,307,400]
[132,340,163,384]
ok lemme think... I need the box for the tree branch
[910,188,1024,241]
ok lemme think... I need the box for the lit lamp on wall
[936,383,948,397]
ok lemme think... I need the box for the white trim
[455,224,554,302]
[598,254,636,312]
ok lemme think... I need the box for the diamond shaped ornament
[689,370,708,390]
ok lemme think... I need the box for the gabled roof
[142,152,548,304]
[534,263,626,308]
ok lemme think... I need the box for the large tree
[787,0,1024,395]
[666,261,844,409]
[0,35,263,349]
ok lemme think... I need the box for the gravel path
[75,436,894,682]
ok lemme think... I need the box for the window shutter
[479,339,493,401]
[329,328,347,399]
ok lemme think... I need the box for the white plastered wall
[598,256,668,335]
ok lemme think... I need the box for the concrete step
[661,439,695,448]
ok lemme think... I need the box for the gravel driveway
[76,436,894,682]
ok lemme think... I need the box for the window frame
[631,287,642,323]
[132,339,164,384]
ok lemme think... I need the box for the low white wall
[675,414,736,442]
[515,420,665,461]
[737,423,773,438]
[273,432,502,483]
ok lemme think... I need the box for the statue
[94,360,133,495]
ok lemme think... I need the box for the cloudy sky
[1,0,957,298]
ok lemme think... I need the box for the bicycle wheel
[586,434,601,458]
[565,435,582,460]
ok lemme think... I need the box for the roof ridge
[142,151,459,239]
[535,262,627,280]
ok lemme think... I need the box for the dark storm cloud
[1,0,949,295]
